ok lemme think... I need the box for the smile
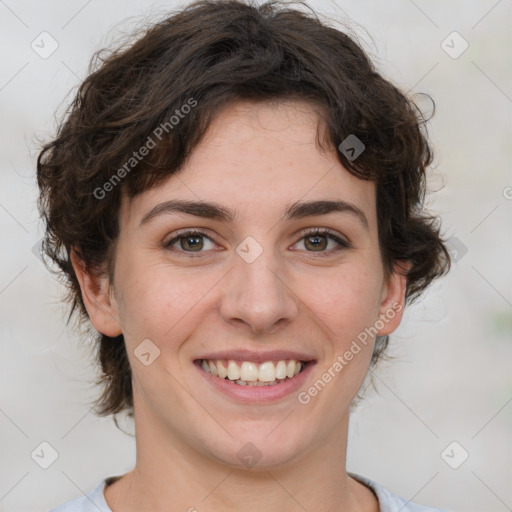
[194,357,315,403]
[199,358,306,386]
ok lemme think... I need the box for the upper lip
[195,349,316,364]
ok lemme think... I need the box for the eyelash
[163,228,350,258]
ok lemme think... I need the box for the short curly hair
[36,0,451,418]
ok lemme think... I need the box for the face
[77,99,406,469]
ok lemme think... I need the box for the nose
[219,245,299,336]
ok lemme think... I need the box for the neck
[104,395,378,512]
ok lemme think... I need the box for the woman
[37,1,451,510]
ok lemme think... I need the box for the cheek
[306,263,383,340]
[116,261,217,345]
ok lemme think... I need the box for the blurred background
[0,1,510,511]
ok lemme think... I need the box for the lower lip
[194,361,315,403]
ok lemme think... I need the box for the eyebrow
[139,199,369,230]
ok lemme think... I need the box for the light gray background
[0,1,511,511]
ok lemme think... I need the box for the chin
[204,431,309,471]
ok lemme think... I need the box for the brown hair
[36,0,451,418]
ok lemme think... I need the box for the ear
[376,261,411,336]
[70,248,123,337]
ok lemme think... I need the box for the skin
[72,99,408,512]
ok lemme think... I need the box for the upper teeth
[201,359,303,382]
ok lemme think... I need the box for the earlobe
[376,261,410,336]
[70,248,123,337]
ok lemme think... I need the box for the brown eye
[179,234,204,251]
[304,233,328,251]
[294,228,350,254]
[164,230,216,257]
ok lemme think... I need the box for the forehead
[121,99,376,227]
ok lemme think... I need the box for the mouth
[194,358,310,386]
[194,352,316,405]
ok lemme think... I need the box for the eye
[292,228,350,255]
[163,227,350,259]
[163,230,217,257]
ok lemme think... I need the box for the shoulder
[349,473,451,512]
[48,477,115,512]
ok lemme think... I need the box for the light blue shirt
[48,473,450,511]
